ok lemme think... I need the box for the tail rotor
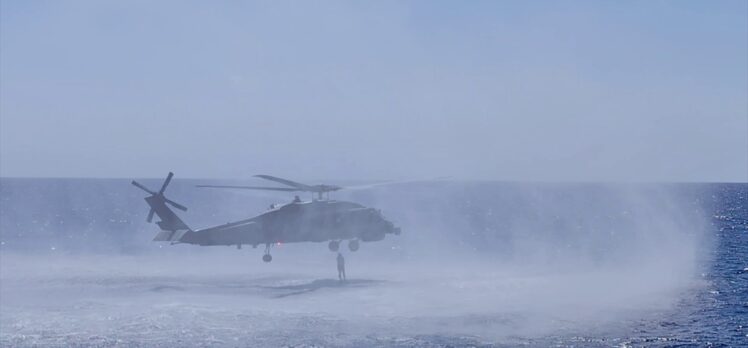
[132,172,187,223]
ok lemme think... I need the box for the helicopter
[132,172,401,262]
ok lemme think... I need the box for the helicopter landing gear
[263,243,273,262]
[328,240,340,252]
[348,239,359,252]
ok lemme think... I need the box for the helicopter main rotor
[196,174,342,200]
[196,174,445,200]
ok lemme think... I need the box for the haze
[1,1,746,181]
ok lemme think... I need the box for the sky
[1,0,746,182]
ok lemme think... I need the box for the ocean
[0,178,745,347]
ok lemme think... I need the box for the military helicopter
[132,172,401,262]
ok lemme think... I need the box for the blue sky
[1,1,746,181]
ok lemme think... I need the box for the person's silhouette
[337,252,346,281]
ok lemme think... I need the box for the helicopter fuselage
[174,199,400,247]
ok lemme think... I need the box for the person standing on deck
[337,252,346,281]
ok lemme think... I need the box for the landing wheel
[328,240,340,252]
[348,239,359,252]
[263,243,273,262]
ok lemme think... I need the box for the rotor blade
[195,185,300,192]
[159,172,174,194]
[164,198,188,211]
[342,177,452,191]
[131,180,157,195]
[253,175,314,191]
[146,208,155,223]
[341,181,399,191]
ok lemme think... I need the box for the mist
[0,178,717,345]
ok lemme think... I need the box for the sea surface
[0,178,745,347]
